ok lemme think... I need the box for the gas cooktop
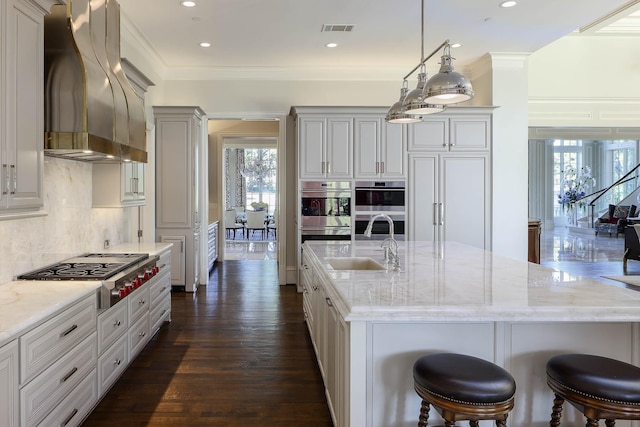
[17,253,149,281]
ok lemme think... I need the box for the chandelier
[240,156,275,180]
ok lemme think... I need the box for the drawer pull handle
[114,359,121,366]
[326,298,333,307]
[139,299,145,305]
[60,324,78,337]
[114,320,121,327]
[61,408,78,427]
[139,331,146,338]
[60,366,78,383]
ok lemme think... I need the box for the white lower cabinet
[39,368,98,427]
[20,294,96,384]
[20,332,97,427]
[129,313,151,360]
[304,255,348,427]
[98,332,128,397]
[0,340,18,427]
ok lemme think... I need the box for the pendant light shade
[386,83,423,123]
[403,72,445,115]
[423,47,474,105]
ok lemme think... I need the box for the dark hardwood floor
[83,260,333,426]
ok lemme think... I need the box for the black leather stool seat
[547,354,640,404]
[413,353,516,404]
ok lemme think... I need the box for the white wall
[528,34,640,127]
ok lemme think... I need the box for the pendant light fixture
[385,0,474,123]
[386,81,423,124]
[402,0,443,116]
[423,43,474,104]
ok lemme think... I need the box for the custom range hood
[44,0,147,162]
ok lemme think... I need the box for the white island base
[301,241,640,427]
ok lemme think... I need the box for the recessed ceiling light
[181,1,196,7]
[326,42,338,48]
[199,42,211,48]
[450,43,462,48]
[499,1,517,7]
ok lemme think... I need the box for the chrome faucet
[364,214,400,270]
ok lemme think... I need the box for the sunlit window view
[240,148,277,213]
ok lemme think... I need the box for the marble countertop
[0,242,173,348]
[303,240,640,322]
[0,280,100,348]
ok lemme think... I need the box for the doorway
[223,140,278,260]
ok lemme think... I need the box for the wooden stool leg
[418,400,430,427]
[586,418,599,427]
[496,420,507,427]
[470,421,479,427]
[605,420,616,427]
[550,394,564,427]
[444,421,456,427]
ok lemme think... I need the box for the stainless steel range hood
[44,0,147,163]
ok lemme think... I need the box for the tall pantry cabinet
[407,107,494,249]
[154,106,206,292]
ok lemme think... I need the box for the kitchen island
[301,240,640,427]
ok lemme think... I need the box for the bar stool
[546,353,640,426]
[413,353,516,426]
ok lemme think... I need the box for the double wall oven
[300,181,352,242]
[354,180,406,240]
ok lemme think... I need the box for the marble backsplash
[0,157,131,285]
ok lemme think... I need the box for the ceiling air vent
[321,24,354,32]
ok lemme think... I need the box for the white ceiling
[117,0,640,80]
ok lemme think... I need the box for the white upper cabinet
[408,108,492,152]
[354,118,405,179]
[0,0,45,216]
[298,116,352,179]
[92,162,146,207]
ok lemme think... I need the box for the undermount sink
[326,257,385,271]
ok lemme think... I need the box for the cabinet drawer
[98,332,128,397]
[38,368,97,427]
[20,294,96,383]
[128,314,150,359]
[150,294,171,335]
[128,286,150,325]
[21,332,97,427]
[97,301,128,355]
[149,269,171,307]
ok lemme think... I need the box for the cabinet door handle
[2,164,7,195]
[10,165,16,194]
[114,358,122,366]
[60,366,78,383]
[61,408,78,427]
[321,161,325,174]
[439,203,444,225]
[326,161,330,173]
[139,331,146,338]
[433,203,438,225]
[60,324,78,337]
[113,320,121,327]
[376,162,379,174]
[381,162,385,174]
[325,297,333,307]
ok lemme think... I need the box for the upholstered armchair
[624,225,640,271]
[595,204,635,237]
